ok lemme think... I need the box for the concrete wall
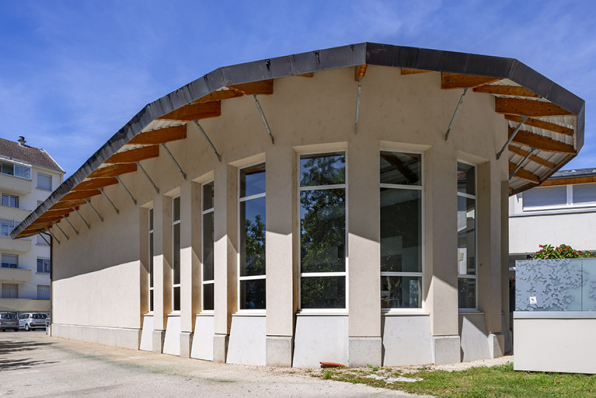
[51,66,508,364]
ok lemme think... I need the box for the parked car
[18,313,47,331]
[0,313,19,332]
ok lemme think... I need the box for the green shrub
[533,244,596,259]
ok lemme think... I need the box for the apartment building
[0,136,64,313]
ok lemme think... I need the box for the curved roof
[12,42,585,239]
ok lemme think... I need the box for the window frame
[36,257,51,274]
[297,150,349,313]
[1,253,18,269]
[37,172,52,191]
[37,285,51,300]
[457,160,478,312]
[523,183,596,211]
[1,194,18,208]
[172,196,181,313]
[201,181,215,313]
[380,149,425,314]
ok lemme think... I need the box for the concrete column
[424,145,460,364]
[347,136,381,367]
[501,179,512,354]
[139,207,150,319]
[213,162,238,362]
[265,144,295,367]
[152,195,166,352]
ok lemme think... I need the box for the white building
[0,136,64,313]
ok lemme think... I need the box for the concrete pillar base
[152,330,165,354]
[488,333,505,359]
[180,332,194,358]
[266,336,293,367]
[348,337,382,367]
[432,335,460,364]
[213,334,229,363]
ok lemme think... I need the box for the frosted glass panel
[573,184,596,204]
[523,186,566,208]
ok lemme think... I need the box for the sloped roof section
[0,138,64,173]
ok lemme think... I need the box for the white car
[18,313,47,331]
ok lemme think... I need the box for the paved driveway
[0,330,430,397]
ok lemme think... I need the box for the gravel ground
[0,331,430,398]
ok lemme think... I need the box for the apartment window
[380,151,423,309]
[239,163,266,310]
[299,152,346,309]
[37,258,50,273]
[2,163,31,179]
[37,285,50,300]
[149,208,154,312]
[1,163,13,176]
[523,183,596,210]
[0,219,16,237]
[37,173,52,191]
[2,194,18,208]
[172,197,181,312]
[1,254,18,269]
[2,284,18,298]
[457,161,477,309]
[202,182,215,311]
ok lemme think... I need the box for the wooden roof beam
[227,80,274,95]
[496,97,573,117]
[61,189,102,202]
[88,163,138,179]
[401,68,432,75]
[541,176,596,187]
[505,114,574,136]
[193,90,244,104]
[508,145,555,169]
[297,73,314,78]
[509,162,540,184]
[354,64,368,81]
[473,85,538,97]
[128,125,187,146]
[158,101,221,122]
[72,177,119,192]
[441,73,501,89]
[105,146,159,164]
[508,127,576,154]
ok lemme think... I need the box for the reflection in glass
[240,197,266,276]
[301,277,345,309]
[380,152,421,186]
[380,189,421,273]
[381,276,421,308]
[300,189,345,273]
[457,196,476,275]
[300,153,345,187]
[458,278,476,308]
[203,182,214,211]
[203,212,214,281]
[203,283,214,311]
[173,223,180,285]
[240,279,266,310]
[240,163,266,197]
[457,162,475,195]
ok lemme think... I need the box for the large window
[1,254,18,269]
[37,173,52,191]
[202,182,215,311]
[172,197,181,312]
[239,164,266,310]
[2,283,18,298]
[523,183,596,210]
[0,219,16,237]
[37,285,50,300]
[457,161,477,309]
[149,208,154,312]
[299,152,346,309]
[1,163,31,179]
[2,194,18,208]
[37,258,50,273]
[380,151,423,309]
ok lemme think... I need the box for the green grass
[315,363,596,397]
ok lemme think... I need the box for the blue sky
[1,0,595,176]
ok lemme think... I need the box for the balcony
[0,298,49,313]
[0,267,31,283]
[0,205,31,221]
[0,173,31,195]
[0,236,31,253]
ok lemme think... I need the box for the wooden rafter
[88,163,137,179]
[61,189,102,202]
[49,200,86,210]
[227,80,274,95]
[72,177,119,192]
[44,208,74,217]
[297,73,314,78]
[496,97,573,117]
[508,127,576,154]
[354,64,368,81]
[509,162,540,184]
[105,146,159,164]
[127,125,187,146]
[158,101,221,122]
[505,114,574,136]
[401,68,431,75]
[441,73,501,89]
[541,176,596,187]
[508,146,555,169]
[193,90,243,104]
[473,85,538,97]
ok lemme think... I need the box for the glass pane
[203,284,214,311]
[149,290,154,312]
[573,184,596,204]
[240,163,266,198]
[203,182,214,211]
[240,279,266,310]
[240,197,266,276]
[15,165,30,179]
[457,162,475,196]
[38,174,51,190]
[2,254,17,268]
[173,197,180,222]
[173,286,180,311]
[523,185,567,208]
[380,152,421,186]
[301,276,345,309]
[457,196,476,275]
[202,212,214,281]
[300,189,345,273]
[173,223,180,285]
[300,153,345,187]
[149,208,153,231]
[380,188,421,273]
[2,163,14,175]
[458,278,476,309]
[149,231,154,288]
[381,276,421,309]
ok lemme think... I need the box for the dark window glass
[300,153,345,187]
[457,196,476,275]
[149,208,153,231]
[380,152,421,186]
[173,223,180,284]
[173,197,180,222]
[300,189,345,273]
[240,197,266,276]
[37,258,50,273]
[203,212,214,281]
[381,276,421,309]
[149,290,154,312]
[240,163,266,198]
[173,286,180,311]
[240,279,266,310]
[380,188,421,273]
[203,182,214,211]
[149,231,154,288]
[1,163,14,175]
[458,278,476,308]
[203,284,214,311]
[301,277,345,309]
[457,163,475,196]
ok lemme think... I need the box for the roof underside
[12,42,585,239]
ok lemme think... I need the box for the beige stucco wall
[52,65,509,361]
